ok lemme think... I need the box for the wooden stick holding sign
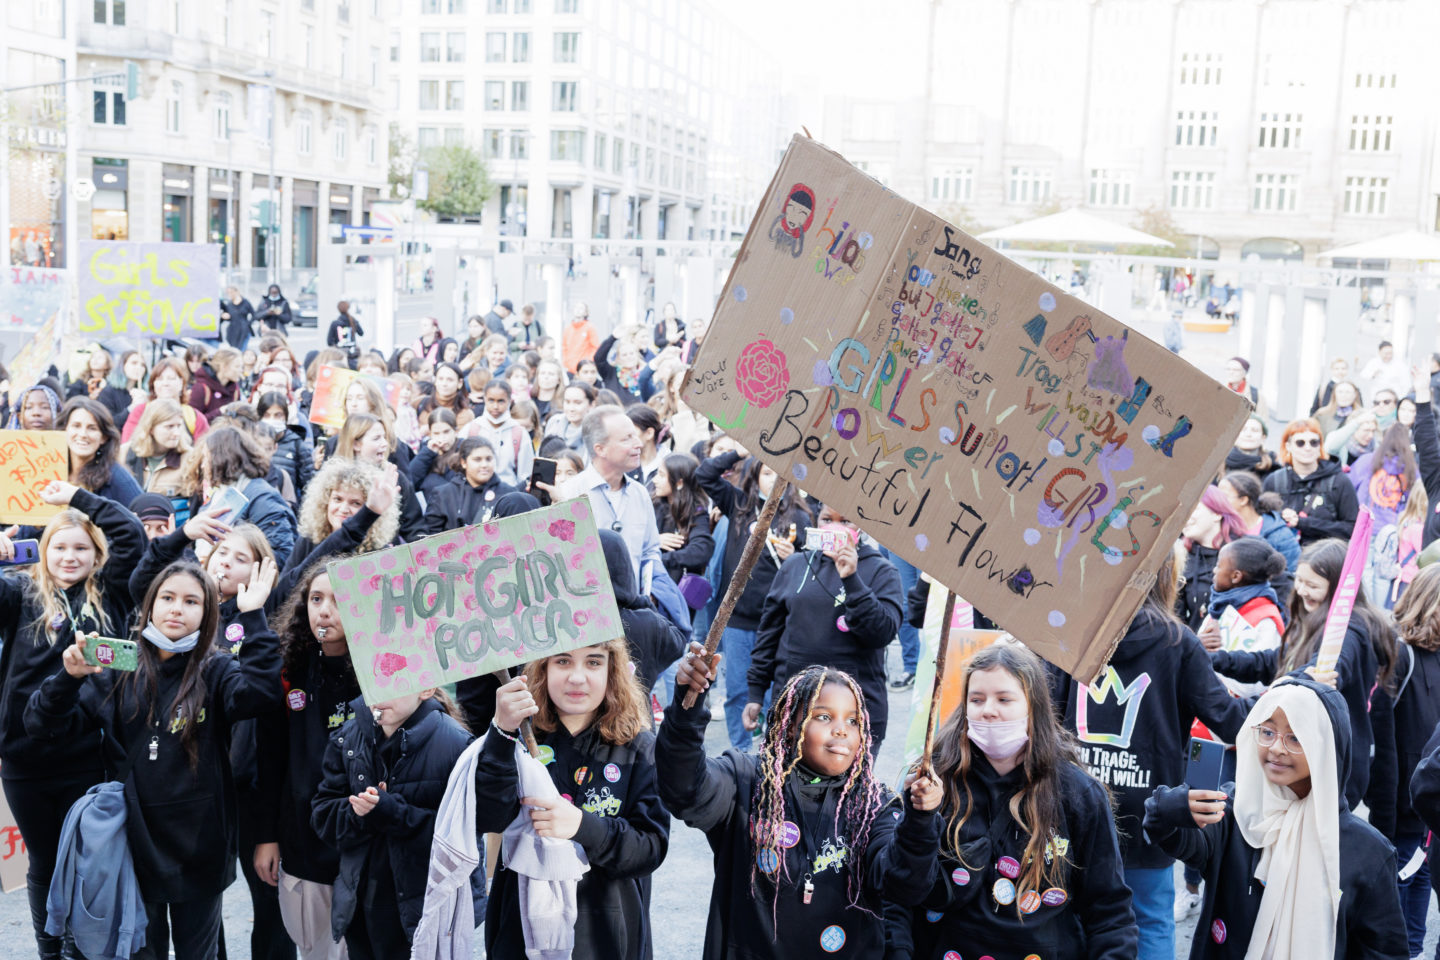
[680,478,792,710]
[921,591,958,779]
[491,668,541,759]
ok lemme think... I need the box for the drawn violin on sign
[684,135,1250,682]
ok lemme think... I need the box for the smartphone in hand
[81,636,139,672]
[0,539,39,565]
[531,457,558,505]
[1185,737,1225,792]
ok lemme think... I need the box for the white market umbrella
[978,209,1174,248]
[1317,229,1440,262]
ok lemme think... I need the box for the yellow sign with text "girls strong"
[77,241,221,340]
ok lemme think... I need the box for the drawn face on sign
[781,186,815,238]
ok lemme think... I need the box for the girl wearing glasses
[1144,678,1406,960]
[1261,418,1359,546]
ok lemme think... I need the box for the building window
[1252,172,1298,212]
[222,0,231,42]
[509,129,528,159]
[417,127,439,148]
[364,126,377,164]
[483,128,502,158]
[1257,112,1303,149]
[929,168,973,203]
[419,80,440,110]
[92,89,124,125]
[1174,110,1218,147]
[259,10,275,56]
[305,26,316,68]
[486,32,506,62]
[1169,170,1215,210]
[613,137,623,173]
[484,81,504,110]
[445,80,464,110]
[165,81,183,134]
[447,33,466,62]
[554,32,579,62]
[338,1,350,23]
[1178,51,1222,86]
[552,81,577,111]
[420,32,441,62]
[297,111,313,154]
[1088,169,1133,207]
[338,40,349,79]
[594,132,607,169]
[551,130,583,162]
[168,0,182,32]
[447,0,464,10]
[1343,176,1389,216]
[421,0,439,11]
[1008,166,1052,204]
[213,92,231,141]
[1355,72,1399,89]
[512,32,530,62]
[487,0,504,11]
[93,0,125,24]
[334,118,349,161]
[515,0,530,10]
[510,80,528,111]
[1349,115,1393,152]
[443,127,463,147]
[555,0,577,11]
[388,32,399,61]
[369,45,380,85]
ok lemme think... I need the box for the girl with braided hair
[658,640,940,959]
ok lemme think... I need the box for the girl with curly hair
[286,458,401,574]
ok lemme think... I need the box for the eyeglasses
[1254,725,1304,754]
[1376,399,1396,407]
[1290,437,1322,448]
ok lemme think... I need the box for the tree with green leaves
[387,124,415,200]
[415,144,496,219]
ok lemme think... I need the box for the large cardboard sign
[308,364,405,430]
[1,266,67,332]
[77,241,221,339]
[686,136,1249,681]
[328,499,625,703]
[0,431,67,525]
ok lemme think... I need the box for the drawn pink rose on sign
[735,337,791,409]
[374,652,408,678]
[548,518,576,542]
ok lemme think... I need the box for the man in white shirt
[1362,340,1410,402]
[562,404,662,592]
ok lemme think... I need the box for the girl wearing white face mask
[891,642,1138,960]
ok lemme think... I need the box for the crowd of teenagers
[0,301,1438,960]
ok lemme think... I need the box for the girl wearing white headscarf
[1142,677,1406,959]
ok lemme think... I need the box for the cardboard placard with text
[685,136,1250,681]
[0,776,27,893]
[77,241,221,339]
[308,364,405,430]
[0,431,67,525]
[327,499,625,704]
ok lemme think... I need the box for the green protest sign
[327,499,624,704]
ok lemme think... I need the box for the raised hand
[236,557,278,613]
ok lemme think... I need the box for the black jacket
[888,753,1137,960]
[420,475,516,535]
[748,543,903,739]
[657,686,938,960]
[1408,721,1440,890]
[1261,460,1359,545]
[283,504,392,579]
[326,315,365,353]
[312,697,479,940]
[64,380,132,428]
[1145,677,1407,960]
[269,423,316,503]
[221,297,255,348]
[599,529,686,693]
[24,608,282,902]
[477,722,669,960]
[0,489,143,781]
[1411,402,1440,547]
[406,442,462,502]
[654,501,714,583]
[1211,623,1379,809]
[1050,608,1250,868]
[1177,542,1219,631]
[1223,446,1278,479]
[696,451,810,630]
[259,295,292,331]
[1368,642,1440,840]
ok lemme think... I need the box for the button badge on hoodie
[287,689,307,711]
[992,877,1016,906]
[997,856,1020,879]
[819,925,845,953]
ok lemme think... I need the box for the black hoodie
[747,542,903,744]
[1260,460,1359,545]
[1144,677,1408,960]
[1410,402,1440,547]
[1050,608,1250,869]
[1367,641,1440,840]
[600,529,686,693]
[476,717,669,960]
[0,488,144,781]
[24,608,283,902]
[420,474,516,535]
[268,422,316,502]
[1407,721,1440,899]
[656,684,939,960]
[1210,622,1378,809]
[1178,542,1220,631]
[887,751,1137,960]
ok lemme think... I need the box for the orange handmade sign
[0,431,67,524]
[685,136,1250,681]
[309,364,404,430]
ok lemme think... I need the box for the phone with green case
[81,636,139,672]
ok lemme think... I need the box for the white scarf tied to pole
[501,740,590,960]
[1233,682,1342,960]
